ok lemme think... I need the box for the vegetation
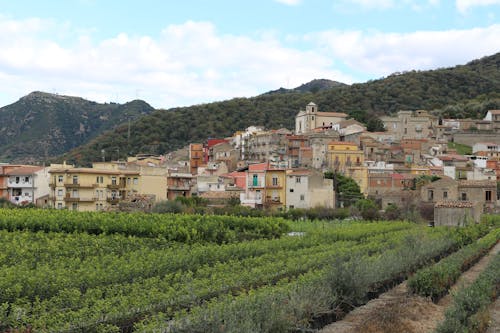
[0,208,497,332]
[447,141,472,155]
[407,227,499,301]
[436,253,500,333]
[60,52,500,166]
[324,172,364,207]
[0,209,289,243]
[0,92,154,163]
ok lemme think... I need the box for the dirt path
[486,297,500,333]
[320,241,500,333]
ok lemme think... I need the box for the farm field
[0,209,498,333]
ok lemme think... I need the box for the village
[1,102,499,226]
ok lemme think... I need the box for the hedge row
[407,228,499,301]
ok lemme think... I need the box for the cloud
[456,0,500,13]
[274,0,302,5]
[307,24,500,78]
[0,17,351,108]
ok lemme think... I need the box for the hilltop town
[1,102,499,225]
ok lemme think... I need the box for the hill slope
[0,92,154,163]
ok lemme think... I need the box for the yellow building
[345,166,368,197]
[327,141,364,174]
[264,168,286,210]
[49,163,140,211]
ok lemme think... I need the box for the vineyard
[0,209,498,333]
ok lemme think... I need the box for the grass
[447,142,472,155]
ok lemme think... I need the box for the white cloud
[307,24,500,78]
[0,17,351,108]
[274,0,302,5]
[456,0,500,13]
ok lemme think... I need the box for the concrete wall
[453,133,500,146]
[434,206,481,226]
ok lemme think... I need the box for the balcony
[265,196,282,204]
[240,193,263,206]
[64,182,95,189]
[267,183,282,189]
[10,195,33,205]
[168,184,191,191]
[107,183,120,189]
[64,194,95,202]
[7,180,33,188]
[247,181,264,188]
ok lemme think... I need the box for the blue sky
[0,0,499,108]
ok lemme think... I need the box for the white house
[6,166,49,205]
[285,169,334,209]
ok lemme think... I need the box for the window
[133,178,138,185]
[485,190,492,202]
[111,176,117,185]
[443,191,448,199]
[295,176,301,183]
[57,189,63,197]
[72,176,78,185]
[461,192,467,201]
[15,177,19,184]
[57,203,63,209]
[428,190,434,201]
[404,128,408,134]
[289,189,294,193]
[58,175,63,183]
[289,205,294,209]
[96,203,99,211]
[72,203,78,211]
[24,177,29,183]
[127,177,131,185]
[300,194,305,201]
[96,176,104,184]
[272,177,278,186]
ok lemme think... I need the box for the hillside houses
[2,102,499,217]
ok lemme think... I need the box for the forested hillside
[0,92,154,163]
[60,52,500,165]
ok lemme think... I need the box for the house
[49,163,140,211]
[264,167,286,210]
[307,130,340,170]
[167,170,193,200]
[285,169,334,209]
[240,163,267,208]
[295,102,348,134]
[286,135,309,168]
[381,110,438,141]
[326,141,364,173]
[3,166,49,206]
[483,110,500,132]
[472,142,500,154]
[420,177,459,204]
[189,143,204,175]
[246,128,291,162]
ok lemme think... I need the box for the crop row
[1,230,403,332]
[436,252,499,333]
[407,228,500,301]
[0,222,416,304]
[0,209,290,243]
[136,228,463,333]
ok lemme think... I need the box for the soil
[319,241,500,333]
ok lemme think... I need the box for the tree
[324,172,363,207]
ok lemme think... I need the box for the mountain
[265,79,347,95]
[60,52,500,165]
[0,92,154,163]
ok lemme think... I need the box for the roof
[435,201,474,208]
[438,154,468,162]
[286,169,312,176]
[4,166,43,175]
[317,112,349,118]
[488,110,500,115]
[328,141,358,146]
[458,180,497,187]
[49,168,139,175]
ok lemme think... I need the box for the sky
[0,0,499,109]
